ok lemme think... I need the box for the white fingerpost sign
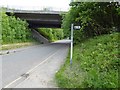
[74,25,81,30]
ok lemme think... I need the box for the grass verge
[1,42,39,50]
[55,33,119,88]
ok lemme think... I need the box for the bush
[1,9,32,44]
[38,28,64,42]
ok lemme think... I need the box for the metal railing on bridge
[6,7,67,14]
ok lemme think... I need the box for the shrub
[38,28,64,42]
[1,9,32,44]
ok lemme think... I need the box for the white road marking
[3,48,62,88]
[4,77,22,88]
[26,48,62,74]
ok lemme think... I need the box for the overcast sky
[0,0,70,11]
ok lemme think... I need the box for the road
[2,40,70,88]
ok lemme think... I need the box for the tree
[62,2,120,43]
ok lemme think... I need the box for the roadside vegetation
[56,32,119,88]
[1,42,38,50]
[0,8,38,50]
[56,2,120,88]
[1,9,33,44]
[38,28,64,42]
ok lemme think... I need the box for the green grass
[55,33,119,88]
[1,41,40,50]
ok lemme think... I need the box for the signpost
[70,23,80,68]
[70,24,73,67]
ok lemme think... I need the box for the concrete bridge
[6,9,66,28]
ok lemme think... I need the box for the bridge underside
[6,12,62,28]
[28,19,61,28]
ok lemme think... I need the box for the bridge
[6,9,66,28]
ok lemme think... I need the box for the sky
[0,0,71,11]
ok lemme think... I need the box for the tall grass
[56,33,119,88]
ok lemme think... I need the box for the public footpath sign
[74,25,81,30]
[70,23,80,68]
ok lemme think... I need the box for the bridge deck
[6,10,66,28]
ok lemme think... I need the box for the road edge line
[3,47,62,88]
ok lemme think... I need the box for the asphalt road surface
[2,40,70,88]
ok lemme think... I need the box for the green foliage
[62,2,120,43]
[38,28,64,42]
[0,8,2,44]
[56,33,119,88]
[1,9,32,44]
[56,1,120,88]
[117,6,120,15]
